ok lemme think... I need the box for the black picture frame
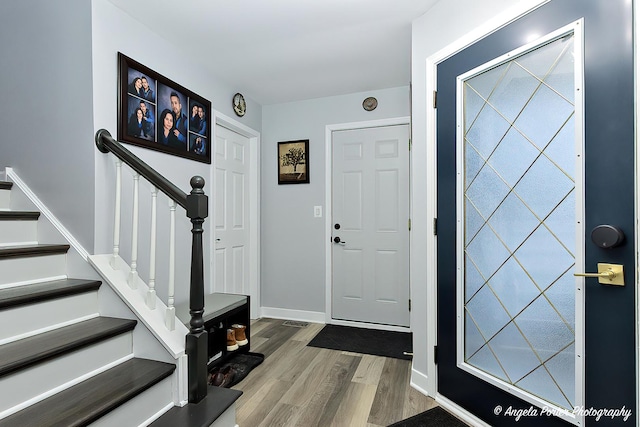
[278,140,309,184]
[118,53,211,164]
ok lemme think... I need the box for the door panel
[332,125,410,327]
[461,29,579,411]
[436,1,634,425]
[214,125,251,296]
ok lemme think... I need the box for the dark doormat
[388,407,468,427]
[307,324,412,360]
[208,352,264,388]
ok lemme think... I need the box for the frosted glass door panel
[461,33,578,410]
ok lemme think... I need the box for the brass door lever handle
[574,263,624,286]
[574,271,616,279]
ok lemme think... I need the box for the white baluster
[165,200,176,330]
[146,185,158,309]
[110,159,122,269]
[128,173,140,289]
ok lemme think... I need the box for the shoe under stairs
[0,181,175,426]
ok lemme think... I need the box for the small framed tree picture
[278,139,309,184]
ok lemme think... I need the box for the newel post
[185,176,208,403]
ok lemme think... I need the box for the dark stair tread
[0,278,102,310]
[0,317,137,377]
[150,386,242,427]
[0,181,12,190]
[0,211,40,220]
[0,358,175,427]
[0,244,70,259]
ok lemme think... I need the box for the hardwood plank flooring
[232,318,440,427]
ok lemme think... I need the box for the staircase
[0,181,176,426]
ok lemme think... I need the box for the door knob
[333,236,346,245]
[574,263,624,286]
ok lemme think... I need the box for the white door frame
[324,116,411,333]
[416,1,640,426]
[211,110,261,319]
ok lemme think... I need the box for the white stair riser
[210,403,237,427]
[0,254,66,286]
[0,291,99,343]
[0,190,11,210]
[0,221,37,246]
[0,190,9,210]
[0,333,133,416]
[90,374,174,427]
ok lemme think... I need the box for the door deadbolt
[591,225,625,249]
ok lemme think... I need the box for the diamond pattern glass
[466,285,511,340]
[462,34,576,410]
[489,258,541,317]
[465,255,485,303]
[466,225,510,280]
[486,128,539,188]
[468,344,509,383]
[486,62,540,123]
[466,165,511,220]
[488,322,541,383]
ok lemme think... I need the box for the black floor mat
[307,324,412,360]
[388,407,468,427]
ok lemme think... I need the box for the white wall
[91,0,262,305]
[409,0,547,394]
[261,87,409,317]
[0,0,96,250]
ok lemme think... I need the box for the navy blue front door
[436,1,635,425]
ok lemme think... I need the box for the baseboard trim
[410,367,431,397]
[435,394,493,427]
[139,402,175,427]
[5,168,90,261]
[259,307,326,324]
[328,318,410,332]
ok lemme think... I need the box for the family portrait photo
[118,53,212,164]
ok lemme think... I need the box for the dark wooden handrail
[95,129,208,403]
[95,129,187,209]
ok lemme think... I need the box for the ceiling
[107,0,440,105]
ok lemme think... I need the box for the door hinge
[409,138,412,151]
[408,299,412,312]
[433,218,438,235]
[434,345,439,364]
[433,90,437,109]
[408,218,412,231]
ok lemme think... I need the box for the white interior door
[214,124,251,297]
[331,124,410,327]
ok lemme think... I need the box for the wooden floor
[231,318,439,427]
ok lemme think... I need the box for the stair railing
[95,129,208,403]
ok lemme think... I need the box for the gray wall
[0,0,95,250]
[91,0,263,305]
[261,87,410,316]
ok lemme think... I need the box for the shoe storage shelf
[176,293,250,368]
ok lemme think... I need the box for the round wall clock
[233,93,246,117]
[362,96,378,111]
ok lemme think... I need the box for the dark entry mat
[388,407,468,427]
[307,324,412,360]
[208,352,264,388]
